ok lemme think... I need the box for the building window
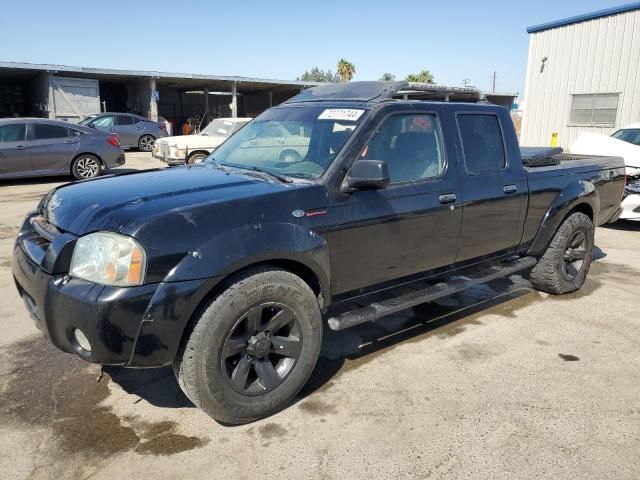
[570,93,619,126]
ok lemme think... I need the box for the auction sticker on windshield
[318,109,365,121]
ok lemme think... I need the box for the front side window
[90,115,115,127]
[207,106,365,179]
[360,113,445,183]
[31,124,69,140]
[570,93,619,126]
[457,114,506,175]
[0,124,26,143]
[611,128,640,146]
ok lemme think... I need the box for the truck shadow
[602,220,640,232]
[106,274,538,412]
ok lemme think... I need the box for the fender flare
[526,179,599,256]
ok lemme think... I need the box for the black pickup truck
[13,81,625,423]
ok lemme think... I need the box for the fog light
[73,328,92,353]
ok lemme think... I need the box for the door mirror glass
[344,159,390,192]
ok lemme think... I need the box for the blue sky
[0,0,629,96]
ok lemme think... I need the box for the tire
[187,151,208,164]
[138,134,155,152]
[174,266,322,424]
[529,212,594,294]
[71,154,102,180]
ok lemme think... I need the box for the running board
[327,256,536,331]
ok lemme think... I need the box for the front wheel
[187,151,208,164]
[138,134,155,152]
[174,267,322,424]
[529,212,594,294]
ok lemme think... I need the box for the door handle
[438,193,457,204]
[15,145,25,150]
[64,139,77,144]
[503,184,517,194]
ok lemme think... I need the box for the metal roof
[0,61,319,90]
[527,2,640,33]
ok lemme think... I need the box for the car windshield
[78,116,97,126]
[205,106,365,179]
[612,128,640,146]
[201,119,246,137]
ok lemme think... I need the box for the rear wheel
[174,267,322,424]
[138,134,155,152]
[71,154,102,180]
[530,212,594,294]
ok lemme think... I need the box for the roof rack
[284,81,486,104]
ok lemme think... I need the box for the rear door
[328,105,463,295]
[0,123,30,176]
[453,109,527,262]
[114,114,137,147]
[29,123,80,175]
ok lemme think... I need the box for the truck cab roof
[284,81,485,105]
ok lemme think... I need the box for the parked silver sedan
[79,113,168,151]
[0,118,125,180]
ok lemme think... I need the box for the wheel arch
[527,179,598,257]
[70,152,103,175]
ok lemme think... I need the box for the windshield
[612,128,640,146]
[201,119,246,137]
[78,116,97,126]
[206,106,365,179]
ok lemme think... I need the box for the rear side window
[0,124,26,142]
[31,124,70,140]
[116,115,134,126]
[457,114,506,175]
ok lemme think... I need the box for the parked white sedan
[153,117,251,165]
[571,124,640,221]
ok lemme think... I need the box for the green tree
[405,70,435,84]
[379,73,396,81]
[337,59,356,82]
[297,67,338,82]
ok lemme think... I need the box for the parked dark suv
[13,82,625,424]
[0,118,125,180]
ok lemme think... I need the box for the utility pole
[491,71,497,93]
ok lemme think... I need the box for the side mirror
[343,159,390,192]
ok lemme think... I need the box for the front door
[453,111,527,262]
[0,123,30,176]
[328,107,463,296]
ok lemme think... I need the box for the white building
[521,3,640,149]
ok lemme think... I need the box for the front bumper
[619,193,640,221]
[12,214,208,367]
[151,144,185,165]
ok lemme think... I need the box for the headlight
[70,232,146,286]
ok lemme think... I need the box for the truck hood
[41,165,287,236]
[155,134,226,150]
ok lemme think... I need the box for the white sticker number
[318,109,365,121]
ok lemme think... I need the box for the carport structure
[0,61,317,127]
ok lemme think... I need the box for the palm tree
[380,73,395,81]
[405,70,435,84]
[337,59,356,82]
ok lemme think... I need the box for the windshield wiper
[229,165,292,183]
